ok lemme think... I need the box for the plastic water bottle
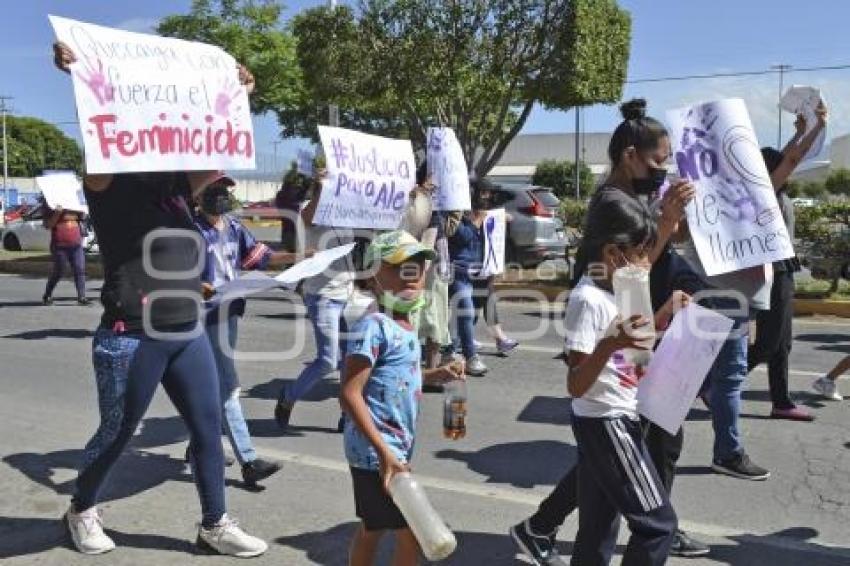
[443,379,467,440]
[388,472,458,561]
[612,265,656,369]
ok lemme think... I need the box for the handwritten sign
[667,99,794,276]
[49,15,255,174]
[780,85,826,160]
[479,208,506,277]
[638,304,733,435]
[426,127,471,211]
[315,126,414,229]
[36,172,89,214]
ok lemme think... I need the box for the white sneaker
[197,514,267,558]
[813,377,843,401]
[65,505,115,555]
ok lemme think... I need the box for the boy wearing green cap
[340,230,464,566]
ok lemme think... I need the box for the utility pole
[574,107,581,200]
[771,64,792,147]
[328,0,340,127]
[0,96,12,228]
[271,140,282,173]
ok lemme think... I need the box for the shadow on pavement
[2,328,95,340]
[0,516,195,559]
[0,300,49,308]
[245,377,340,403]
[706,527,850,565]
[517,396,573,427]
[435,440,577,488]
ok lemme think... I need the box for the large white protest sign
[49,15,255,174]
[36,173,88,214]
[780,85,827,161]
[667,99,794,276]
[316,126,415,229]
[638,304,733,435]
[479,208,506,277]
[427,127,471,211]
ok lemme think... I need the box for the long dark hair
[608,99,668,166]
[571,195,658,286]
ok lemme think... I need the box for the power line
[628,63,850,84]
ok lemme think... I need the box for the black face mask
[632,166,668,195]
[201,185,233,215]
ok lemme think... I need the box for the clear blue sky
[2,0,848,169]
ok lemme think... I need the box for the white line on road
[224,445,849,559]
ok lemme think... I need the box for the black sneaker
[711,452,770,481]
[42,295,53,306]
[510,520,567,566]
[242,459,281,488]
[670,530,710,558]
[77,297,91,306]
[275,400,294,430]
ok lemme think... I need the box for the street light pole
[328,0,340,127]
[574,107,580,200]
[0,96,11,228]
[771,64,792,147]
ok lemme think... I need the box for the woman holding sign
[42,203,89,305]
[53,42,267,558]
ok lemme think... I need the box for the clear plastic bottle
[388,472,457,561]
[612,265,656,369]
[443,379,467,440]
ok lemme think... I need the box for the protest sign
[36,173,88,214]
[315,126,415,229]
[780,85,827,160]
[479,208,506,277]
[49,15,255,174]
[427,127,471,211]
[667,99,794,276]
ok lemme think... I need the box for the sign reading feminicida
[49,15,255,174]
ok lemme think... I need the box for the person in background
[340,230,464,566]
[194,171,311,490]
[747,103,828,421]
[275,169,356,430]
[42,202,89,305]
[275,166,311,252]
[54,41,267,558]
[813,354,849,400]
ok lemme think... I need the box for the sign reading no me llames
[49,15,256,174]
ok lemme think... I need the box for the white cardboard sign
[36,173,88,214]
[49,15,255,174]
[666,99,794,276]
[315,126,415,229]
[427,127,471,211]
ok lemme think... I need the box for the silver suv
[491,185,568,268]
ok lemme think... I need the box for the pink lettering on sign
[88,113,253,159]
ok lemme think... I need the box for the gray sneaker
[466,355,488,377]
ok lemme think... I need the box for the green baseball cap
[364,230,437,270]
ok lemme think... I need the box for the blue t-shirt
[344,312,423,470]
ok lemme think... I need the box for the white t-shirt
[565,276,641,419]
[300,224,355,301]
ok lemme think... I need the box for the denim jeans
[280,294,348,403]
[449,277,476,359]
[702,297,749,461]
[207,315,256,466]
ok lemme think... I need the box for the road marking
[227,445,849,558]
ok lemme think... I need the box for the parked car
[490,185,569,268]
[3,203,31,224]
[2,205,97,253]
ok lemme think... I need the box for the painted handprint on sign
[214,78,243,118]
[75,57,114,106]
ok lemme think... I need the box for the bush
[532,159,595,199]
[559,198,588,230]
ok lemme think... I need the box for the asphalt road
[1,273,849,565]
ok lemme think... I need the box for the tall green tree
[157,0,302,118]
[824,168,850,197]
[4,116,82,177]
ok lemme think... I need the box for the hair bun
[620,98,647,121]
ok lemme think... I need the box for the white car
[2,206,96,253]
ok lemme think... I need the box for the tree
[824,168,850,197]
[4,116,82,177]
[532,159,595,199]
[796,203,850,293]
[157,0,302,118]
[293,0,631,176]
[802,180,827,199]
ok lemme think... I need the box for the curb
[3,258,848,318]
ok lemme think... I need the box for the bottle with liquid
[612,265,656,369]
[443,379,467,440]
[388,472,458,561]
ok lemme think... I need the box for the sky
[2,0,849,172]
